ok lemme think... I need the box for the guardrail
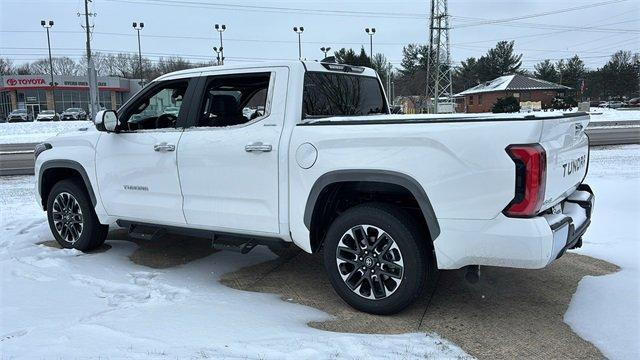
[0,123,638,176]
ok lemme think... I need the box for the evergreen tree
[334,47,371,67]
[533,59,558,83]
[556,55,586,89]
[453,57,479,92]
[477,41,523,81]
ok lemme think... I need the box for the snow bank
[564,144,640,360]
[0,176,469,359]
[0,121,90,144]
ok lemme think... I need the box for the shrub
[492,95,521,113]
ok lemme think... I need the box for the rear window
[302,72,387,119]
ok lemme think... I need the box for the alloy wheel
[52,192,84,244]
[335,224,404,300]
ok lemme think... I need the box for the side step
[128,224,166,241]
[211,236,257,254]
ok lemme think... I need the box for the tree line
[1,41,638,100]
[394,40,639,100]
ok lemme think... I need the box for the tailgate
[539,113,590,212]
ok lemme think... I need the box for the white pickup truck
[35,61,594,314]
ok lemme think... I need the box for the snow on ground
[0,121,90,144]
[0,180,468,358]
[587,108,640,123]
[564,144,640,360]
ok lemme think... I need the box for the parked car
[36,110,60,121]
[629,98,640,107]
[8,109,33,122]
[61,108,88,120]
[607,101,624,109]
[34,61,594,315]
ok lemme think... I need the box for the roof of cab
[155,60,378,82]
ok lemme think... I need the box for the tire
[47,179,108,252]
[323,203,436,315]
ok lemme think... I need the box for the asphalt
[43,230,618,359]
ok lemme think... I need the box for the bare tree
[0,58,15,75]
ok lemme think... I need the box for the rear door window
[302,72,387,119]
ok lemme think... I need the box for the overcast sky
[1,0,638,72]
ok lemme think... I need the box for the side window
[120,80,189,131]
[197,73,271,127]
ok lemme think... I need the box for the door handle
[153,142,175,152]
[245,142,272,153]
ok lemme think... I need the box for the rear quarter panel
[288,119,544,251]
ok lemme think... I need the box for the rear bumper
[434,184,594,270]
[542,184,594,263]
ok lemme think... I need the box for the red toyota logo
[7,78,17,86]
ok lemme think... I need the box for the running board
[128,224,166,241]
[116,220,289,254]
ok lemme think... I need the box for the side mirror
[95,110,118,132]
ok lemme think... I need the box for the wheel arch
[39,160,97,210]
[304,170,440,253]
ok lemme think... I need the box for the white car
[34,61,594,314]
[36,110,59,121]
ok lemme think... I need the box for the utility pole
[132,22,144,83]
[425,0,454,113]
[80,0,99,120]
[214,24,226,65]
[365,28,376,60]
[41,20,57,113]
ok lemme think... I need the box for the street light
[214,24,226,65]
[320,46,331,59]
[41,20,57,113]
[213,46,223,65]
[132,22,144,83]
[293,26,304,60]
[365,27,376,60]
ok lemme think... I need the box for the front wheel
[47,179,108,252]
[323,203,436,315]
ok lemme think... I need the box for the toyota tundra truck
[34,61,594,314]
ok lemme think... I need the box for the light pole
[365,27,376,60]
[214,24,226,65]
[213,46,223,65]
[41,20,56,113]
[293,26,304,60]
[320,46,331,59]
[132,22,144,83]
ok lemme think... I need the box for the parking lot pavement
[220,246,618,360]
[43,232,617,359]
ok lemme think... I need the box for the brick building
[454,74,571,113]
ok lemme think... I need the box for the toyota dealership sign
[4,76,48,87]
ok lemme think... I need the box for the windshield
[302,72,387,119]
[11,109,26,114]
[41,110,55,114]
[66,108,82,112]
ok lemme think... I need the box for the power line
[453,0,628,28]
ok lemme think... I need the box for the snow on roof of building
[454,74,571,96]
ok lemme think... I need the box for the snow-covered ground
[564,144,640,360]
[0,121,90,144]
[0,146,638,359]
[0,182,468,357]
[587,108,640,123]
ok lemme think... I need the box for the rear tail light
[503,144,546,218]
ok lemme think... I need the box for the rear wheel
[47,179,108,252]
[323,203,436,315]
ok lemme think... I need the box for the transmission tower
[425,0,454,113]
